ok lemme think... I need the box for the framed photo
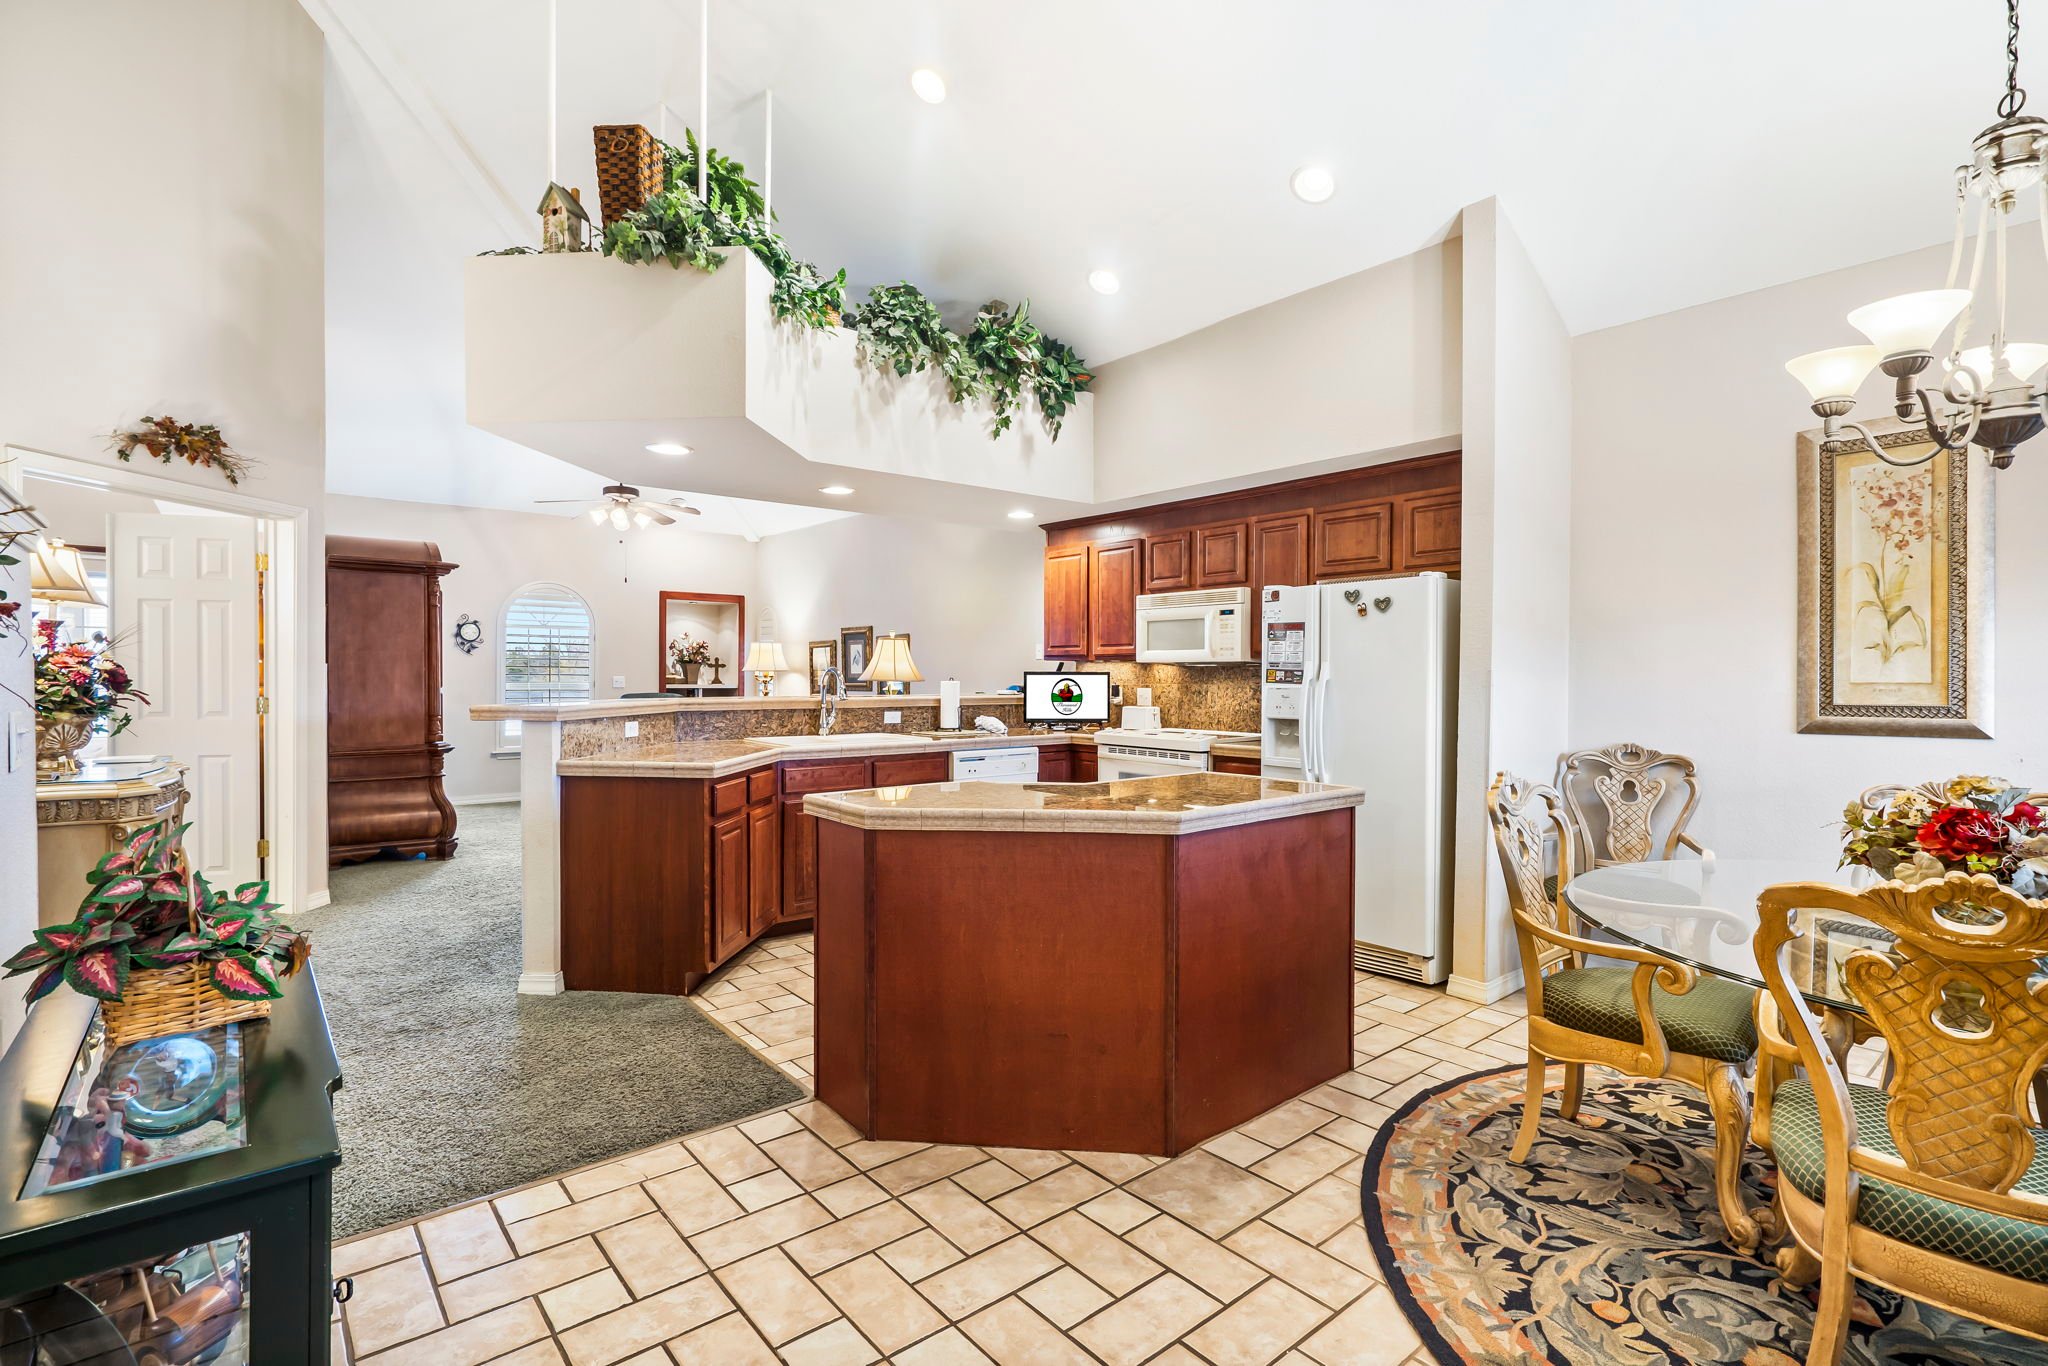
[808,639,838,695]
[1808,916,1898,1005]
[1796,420,1993,737]
[839,625,875,693]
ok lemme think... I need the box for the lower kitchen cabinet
[1075,745,1097,781]
[1038,747,1073,782]
[1211,752,1261,776]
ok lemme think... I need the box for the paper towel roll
[939,679,962,730]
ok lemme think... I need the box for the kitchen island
[808,772,1362,1156]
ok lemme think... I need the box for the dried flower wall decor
[108,416,255,485]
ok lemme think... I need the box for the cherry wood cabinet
[1087,540,1142,659]
[1143,530,1193,593]
[1211,752,1261,776]
[871,753,952,786]
[780,758,881,925]
[1038,747,1073,782]
[747,800,781,937]
[326,536,458,864]
[1074,745,1097,781]
[1041,451,1460,661]
[1043,543,1091,660]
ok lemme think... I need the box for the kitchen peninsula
[470,694,1096,996]
[810,773,1362,1155]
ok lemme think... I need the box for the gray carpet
[300,804,805,1239]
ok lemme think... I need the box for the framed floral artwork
[1796,420,1993,737]
[808,639,837,695]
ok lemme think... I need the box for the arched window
[498,583,594,746]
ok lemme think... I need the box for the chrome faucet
[817,665,846,735]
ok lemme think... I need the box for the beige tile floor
[331,933,1538,1366]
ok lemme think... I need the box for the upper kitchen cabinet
[1394,488,1461,569]
[1041,451,1460,661]
[1311,499,1393,580]
[1088,539,1143,659]
[1143,530,1193,593]
[1043,542,1091,659]
[1193,520,1249,588]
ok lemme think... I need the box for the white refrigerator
[1260,573,1459,983]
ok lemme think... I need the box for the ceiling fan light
[609,505,630,530]
[1847,289,1971,357]
[1785,345,1883,403]
[587,507,608,524]
[634,511,653,528]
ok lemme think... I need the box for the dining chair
[1754,873,2048,1365]
[1557,742,1706,874]
[1486,772,1762,1246]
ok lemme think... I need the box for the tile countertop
[472,693,1027,723]
[805,771,1362,835]
[556,730,1102,779]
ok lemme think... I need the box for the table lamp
[29,538,101,605]
[860,634,923,697]
[745,641,790,696]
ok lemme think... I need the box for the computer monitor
[1023,671,1111,724]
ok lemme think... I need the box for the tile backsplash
[1102,663,1260,733]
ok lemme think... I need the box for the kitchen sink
[743,733,931,750]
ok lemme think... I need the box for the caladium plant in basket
[1,821,308,1006]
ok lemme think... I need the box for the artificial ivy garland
[598,131,1090,441]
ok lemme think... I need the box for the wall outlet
[623,720,639,739]
[612,675,626,689]
[884,710,901,725]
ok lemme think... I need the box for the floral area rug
[1361,1067,2048,1366]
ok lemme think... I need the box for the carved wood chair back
[1485,772,1578,992]
[1558,743,1702,870]
[1757,873,2048,1221]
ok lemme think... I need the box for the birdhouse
[537,182,591,254]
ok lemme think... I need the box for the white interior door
[110,514,260,889]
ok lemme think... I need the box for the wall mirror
[658,591,744,693]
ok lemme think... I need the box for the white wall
[0,2,329,903]
[1572,237,2048,865]
[0,510,31,1048]
[1088,241,1463,505]
[325,496,758,802]
[754,515,1045,698]
[1451,200,1575,1001]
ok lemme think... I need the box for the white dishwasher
[950,746,1040,783]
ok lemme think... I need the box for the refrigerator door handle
[1302,672,1320,782]
[1314,664,1333,781]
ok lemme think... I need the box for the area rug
[1361,1067,2048,1366]
[298,804,805,1239]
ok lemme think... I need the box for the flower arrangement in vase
[34,619,148,776]
[667,632,713,684]
[2,822,308,1045]
[1841,775,2048,899]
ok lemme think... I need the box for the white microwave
[1135,587,1253,664]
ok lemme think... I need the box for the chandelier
[1786,0,2048,469]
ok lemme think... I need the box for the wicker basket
[592,123,666,226]
[101,963,271,1047]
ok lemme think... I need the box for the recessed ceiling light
[1087,269,1120,295]
[910,68,947,104]
[644,441,691,456]
[819,485,855,496]
[1007,509,1034,520]
[1290,165,1336,204]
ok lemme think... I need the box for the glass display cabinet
[0,969,341,1364]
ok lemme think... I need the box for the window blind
[500,587,593,741]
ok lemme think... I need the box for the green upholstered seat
[1538,966,1757,1063]
[1770,1078,2048,1283]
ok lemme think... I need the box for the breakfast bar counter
[808,773,1363,1156]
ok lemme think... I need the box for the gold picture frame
[1796,420,1994,738]
[808,639,838,695]
[839,625,875,694]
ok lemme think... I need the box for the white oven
[1134,587,1253,664]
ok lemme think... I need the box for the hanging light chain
[2001,0,2028,119]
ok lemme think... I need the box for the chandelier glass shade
[1786,0,2048,470]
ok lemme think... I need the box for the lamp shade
[745,641,790,673]
[28,539,101,605]
[1847,289,1971,356]
[859,634,923,684]
[1785,345,1882,402]
[1954,342,2048,386]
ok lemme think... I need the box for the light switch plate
[623,720,639,739]
[612,675,626,688]
[884,710,902,725]
[6,710,28,773]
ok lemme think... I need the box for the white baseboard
[517,971,566,996]
[303,889,331,911]
[455,794,521,807]
[1448,967,1523,1004]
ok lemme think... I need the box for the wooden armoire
[326,536,459,864]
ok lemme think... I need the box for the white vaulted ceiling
[320,0,2022,513]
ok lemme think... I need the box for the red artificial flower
[35,618,57,646]
[1917,805,2009,861]
[2011,802,2043,829]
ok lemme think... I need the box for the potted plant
[3,822,309,1045]
[667,632,714,685]
[34,619,148,777]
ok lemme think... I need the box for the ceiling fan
[535,481,702,530]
